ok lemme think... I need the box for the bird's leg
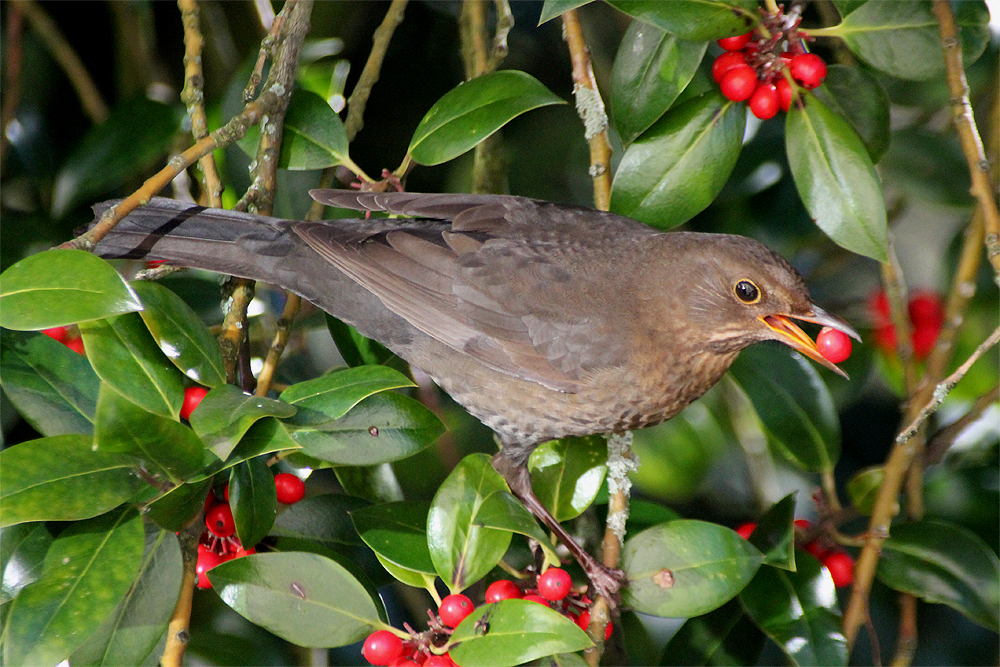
[491,452,627,606]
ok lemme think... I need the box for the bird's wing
[297,194,645,391]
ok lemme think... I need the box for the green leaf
[408,70,565,166]
[238,89,350,170]
[879,128,974,206]
[0,435,144,527]
[785,93,889,262]
[622,520,763,618]
[79,313,186,419]
[812,65,890,163]
[610,91,745,229]
[0,250,142,330]
[728,345,841,473]
[739,557,848,666]
[659,598,765,666]
[877,520,1000,631]
[846,466,884,515]
[95,383,205,482]
[745,493,797,571]
[351,501,435,575]
[51,96,179,217]
[374,554,437,589]
[427,454,513,592]
[1,524,54,606]
[474,491,561,566]
[230,457,277,548]
[448,599,593,667]
[610,21,708,145]
[325,314,396,367]
[285,391,444,466]
[0,330,100,436]
[70,525,182,667]
[271,494,369,547]
[529,436,607,522]
[144,478,214,532]
[188,384,296,460]
[209,551,385,647]
[605,0,758,41]
[281,365,416,421]
[836,0,991,81]
[130,281,226,387]
[538,0,593,24]
[2,507,145,667]
[335,463,404,503]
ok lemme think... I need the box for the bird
[90,190,858,602]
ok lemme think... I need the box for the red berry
[823,551,855,587]
[717,31,752,51]
[181,386,209,420]
[538,567,572,601]
[362,630,406,665]
[206,503,235,537]
[196,546,223,589]
[64,336,86,355]
[224,484,230,503]
[423,655,455,667]
[522,594,550,606]
[817,327,852,364]
[735,522,756,540]
[748,83,779,120]
[42,326,69,343]
[911,323,940,359]
[908,290,945,328]
[576,611,613,640]
[776,77,794,112]
[274,472,306,504]
[712,52,748,83]
[794,519,813,531]
[805,540,831,561]
[389,660,419,667]
[438,593,474,627]
[789,53,826,89]
[204,491,216,514]
[720,65,758,102]
[485,579,522,603]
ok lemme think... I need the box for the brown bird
[91,190,858,601]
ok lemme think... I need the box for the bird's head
[660,233,860,377]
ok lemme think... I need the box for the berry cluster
[42,326,85,355]
[869,289,945,359]
[360,567,610,666]
[736,519,854,587]
[712,7,826,120]
[195,473,306,589]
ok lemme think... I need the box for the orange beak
[761,305,860,379]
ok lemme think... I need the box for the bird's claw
[586,564,627,608]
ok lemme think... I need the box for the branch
[344,0,408,142]
[926,384,1000,466]
[0,4,25,167]
[161,521,202,667]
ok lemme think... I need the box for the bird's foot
[584,562,628,608]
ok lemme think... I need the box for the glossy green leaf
[351,501,435,575]
[335,463,404,503]
[622,520,763,618]
[0,249,142,330]
[836,0,991,81]
[51,97,178,216]
[739,556,847,666]
[95,383,205,482]
[745,494,797,571]
[2,507,145,667]
[728,345,841,473]
[785,93,889,262]
[0,434,144,527]
[188,384,296,460]
[475,491,561,566]
[0,330,100,436]
[271,494,369,547]
[79,313,186,419]
[812,65,890,163]
[70,525,182,667]
[610,91,745,229]
[285,391,444,466]
[130,281,226,387]
[529,436,607,522]
[408,70,565,166]
[659,598,765,666]
[448,599,592,667]
[374,554,438,589]
[610,21,707,145]
[1,524,54,606]
[325,314,396,367]
[230,457,277,548]
[846,466,884,515]
[427,454,513,592]
[281,365,415,422]
[538,0,592,24]
[144,478,213,532]
[238,89,350,170]
[606,0,758,41]
[877,520,1000,631]
[209,551,385,647]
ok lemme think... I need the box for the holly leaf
[606,0,758,41]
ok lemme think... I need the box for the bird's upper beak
[761,305,860,378]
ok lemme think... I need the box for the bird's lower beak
[761,305,860,379]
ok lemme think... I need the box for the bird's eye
[734,280,760,304]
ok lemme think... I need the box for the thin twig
[0,4,24,168]
[926,384,1000,465]
[254,293,302,397]
[344,0,408,143]
[161,522,201,667]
